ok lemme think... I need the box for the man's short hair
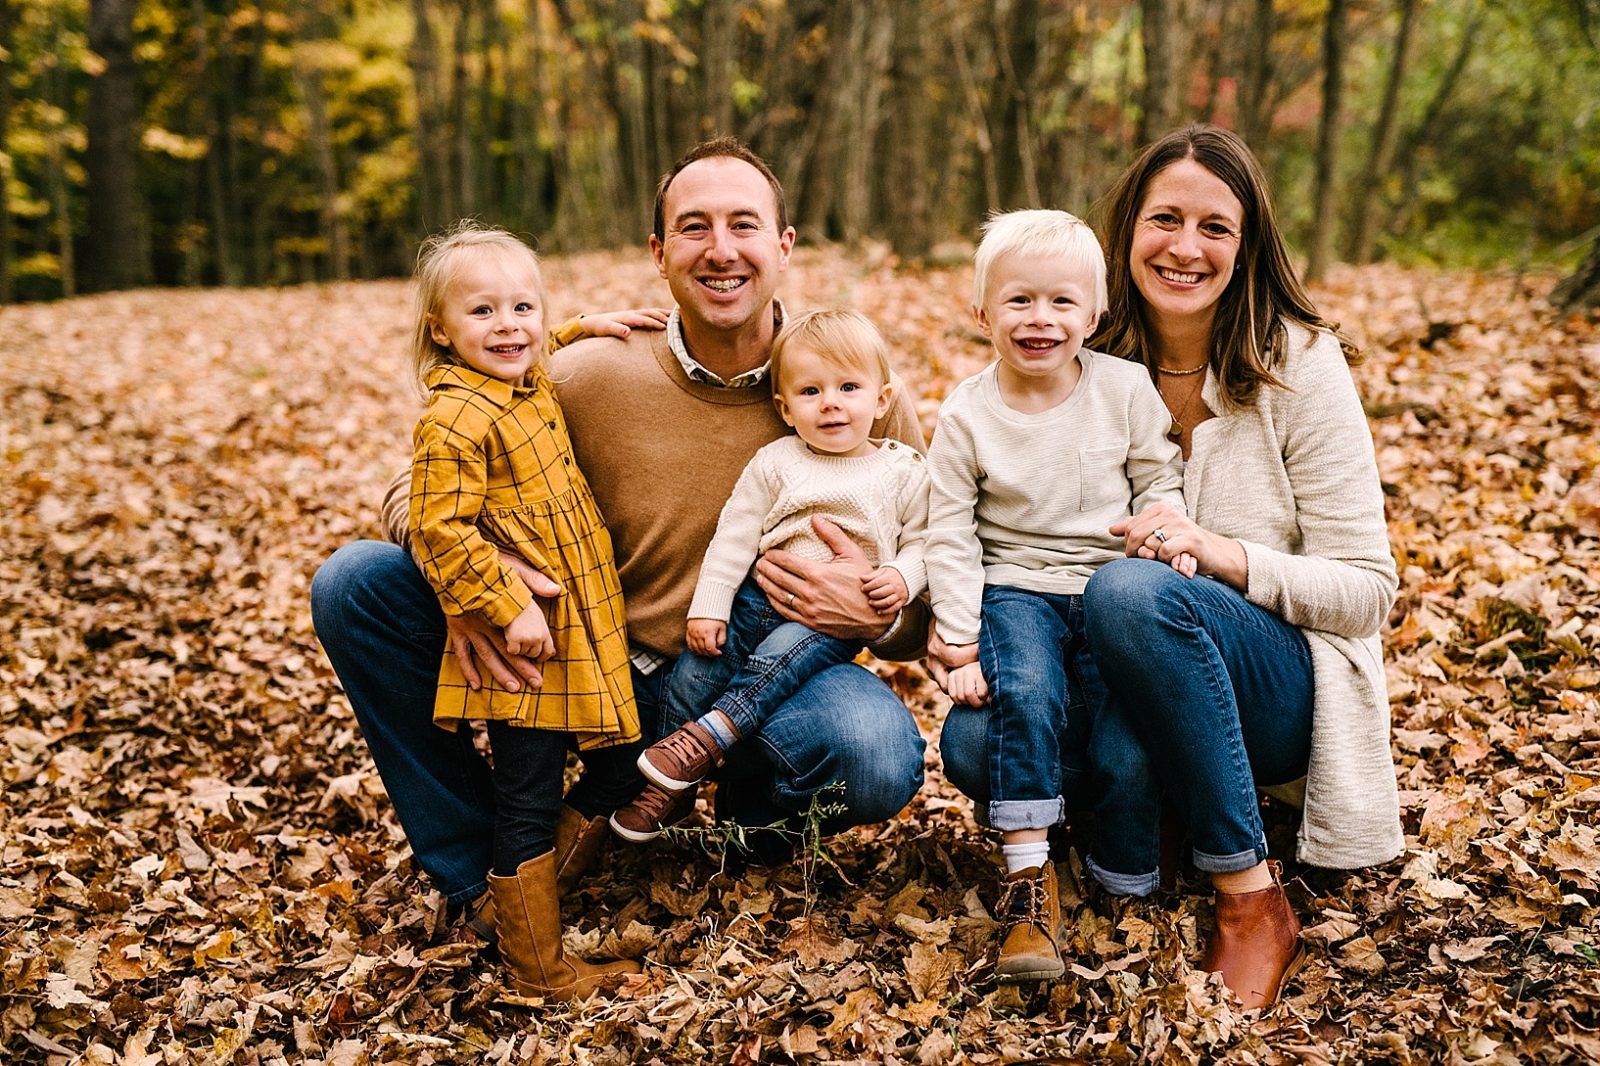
[653,136,788,241]
[971,209,1108,318]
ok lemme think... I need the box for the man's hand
[446,553,563,691]
[687,618,727,657]
[576,307,671,339]
[945,662,989,708]
[862,567,909,615]
[753,516,892,641]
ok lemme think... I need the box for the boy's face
[773,344,891,458]
[429,255,544,384]
[975,251,1100,383]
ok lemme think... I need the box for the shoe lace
[629,782,690,824]
[996,871,1048,934]
[655,723,724,768]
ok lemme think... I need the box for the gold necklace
[1156,362,1206,376]
[1159,372,1208,443]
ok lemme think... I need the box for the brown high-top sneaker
[488,851,640,1001]
[1201,860,1305,1009]
[994,862,1065,982]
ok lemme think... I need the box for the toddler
[408,221,641,1000]
[925,210,1189,982]
[608,309,929,841]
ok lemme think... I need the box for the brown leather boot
[465,889,496,944]
[488,851,641,1001]
[552,804,610,895]
[1201,860,1305,1009]
[994,862,1065,982]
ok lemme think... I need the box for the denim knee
[1083,558,1192,635]
[938,704,990,806]
[310,540,415,639]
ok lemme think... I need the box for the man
[310,138,928,930]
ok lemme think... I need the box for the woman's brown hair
[1093,124,1358,407]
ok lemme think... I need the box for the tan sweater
[385,325,927,658]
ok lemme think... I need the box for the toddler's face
[774,345,891,458]
[429,256,545,383]
[976,252,1100,384]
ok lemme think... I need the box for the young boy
[926,210,1190,982]
[609,309,929,842]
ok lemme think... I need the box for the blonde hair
[971,209,1108,318]
[770,309,891,397]
[410,220,548,396]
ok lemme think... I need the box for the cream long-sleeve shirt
[925,351,1185,644]
[688,436,930,623]
[1185,324,1401,868]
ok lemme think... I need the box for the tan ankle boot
[488,851,640,1001]
[552,805,610,895]
[1202,860,1305,1009]
[994,862,1065,982]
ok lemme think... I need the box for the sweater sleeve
[882,458,931,597]
[1126,372,1186,515]
[686,447,781,622]
[408,407,532,627]
[924,397,986,645]
[1240,332,1398,638]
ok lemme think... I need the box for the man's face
[650,156,795,338]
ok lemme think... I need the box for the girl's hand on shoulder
[862,567,909,615]
[577,307,672,339]
[687,619,726,657]
[945,662,989,708]
[504,604,555,663]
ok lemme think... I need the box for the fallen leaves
[1,256,1597,1063]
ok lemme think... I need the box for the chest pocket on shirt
[1079,446,1131,511]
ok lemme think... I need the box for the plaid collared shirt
[663,302,785,388]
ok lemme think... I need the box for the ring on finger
[1153,528,1169,544]
[787,592,797,607]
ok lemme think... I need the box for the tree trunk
[1345,0,1417,263]
[989,0,1042,207]
[293,22,351,279]
[701,0,736,135]
[1138,0,1185,145]
[1385,7,1481,239]
[884,0,932,258]
[1237,0,1274,147]
[0,0,13,302]
[1305,0,1347,282]
[1552,236,1600,311]
[84,0,145,292]
[948,0,999,215]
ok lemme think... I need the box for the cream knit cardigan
[1188,324,1402,868]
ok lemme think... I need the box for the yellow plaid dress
[409,363,638,748]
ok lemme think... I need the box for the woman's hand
[575,307,671,339]
[1110,503,1248,590]
[445,553,563,691]
[753,517,892,640]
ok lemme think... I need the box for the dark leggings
[484,722,645,876]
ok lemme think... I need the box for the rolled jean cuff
[987,797,1065,832]
[1192,841,1269,874]
[447,878,489,907]
[1086,856,1160,898]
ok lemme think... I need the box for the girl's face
[1129,158,1244,335]
[773,344,891,458]
[429,254,544,383]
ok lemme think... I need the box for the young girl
[408,221,641,1001]
[925,210,1190,983]
[607,309,929,842]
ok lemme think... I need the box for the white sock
[1002,840,1051,875]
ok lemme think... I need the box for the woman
[937,124,1401,1009]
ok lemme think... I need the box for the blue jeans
[663,575,861,741]
[310,541,926,902]
[942,586,1159,886]
[1084,559,1313,882]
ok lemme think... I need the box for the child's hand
[1170,551,1198,579]
[937,639,980,670]
[577,308,671,339]
[504,604,555,664]
[861,567,909,615]
[687,619,727,657]
[945,661,989,708]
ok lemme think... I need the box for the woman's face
[1129,158,1244,335]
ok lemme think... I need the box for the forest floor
[2,250,1599,1065]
